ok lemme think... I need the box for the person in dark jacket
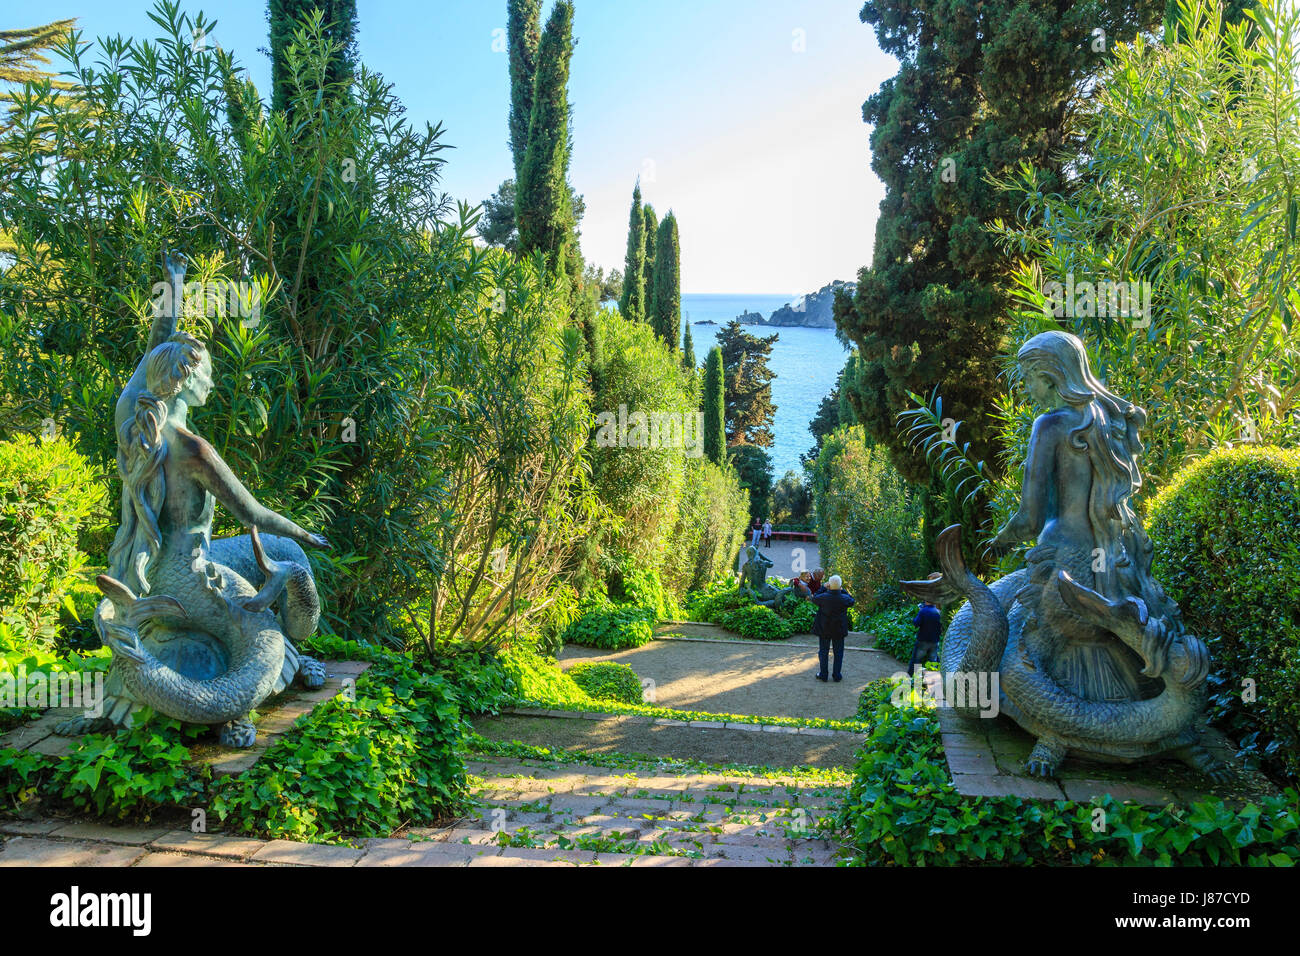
[811,575,855,682]
[909,600,943,677]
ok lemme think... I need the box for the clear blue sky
[46,1,897,293]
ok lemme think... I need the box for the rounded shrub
[1146,446,1300,781]
[717,604,794,641]
[567,661,643,705]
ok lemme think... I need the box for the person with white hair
[810,574,855,682]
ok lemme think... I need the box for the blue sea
[680,293,850,480]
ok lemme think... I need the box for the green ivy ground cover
[837,681,1300,866]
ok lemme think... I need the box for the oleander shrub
[857,605,918,662]
[1147,446,1300,781]
[717,604,794,641]
[567,661,643,705]
[0,435,103,651]
[837,680,1300,866]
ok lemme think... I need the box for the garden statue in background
[739,545,798,609]
[55,253,329,747]
[902,330,1227,780]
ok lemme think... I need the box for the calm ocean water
[680,293,850,480]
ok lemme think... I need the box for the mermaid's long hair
[1017,331,1150,595]
[105,332,206,594]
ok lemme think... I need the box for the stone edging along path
[501,706,861,737]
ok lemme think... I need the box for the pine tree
[702,347,726,468]
[717,319,777,448]
[268,0,358,114]
[515,0,576,275]
[642,203,658,316]
[507,0,542,178]
[650,212,680,349]
[682,320,696,371]
[618,181,646,321]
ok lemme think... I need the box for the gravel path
[559,633,903,722]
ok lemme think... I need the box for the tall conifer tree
[268,0,358,114]
[703,347,726,468]
[642,203,658,316]
[515,0,576,276]
[618,181,646,321]
[507,0,542,178]
[682,321,696,371]
[650,212,680,349]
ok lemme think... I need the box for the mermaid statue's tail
[901,525,1010,704]
[94,573,286,731]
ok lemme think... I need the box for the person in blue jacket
[909,600,943,677]
[811,575,855,682]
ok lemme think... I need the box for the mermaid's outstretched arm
[180,430,327,550]
[992,414,1058,548]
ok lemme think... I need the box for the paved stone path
[0,753,846,867]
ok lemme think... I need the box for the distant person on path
[751,518,762,549]
[909,599,943,678]
[762,518,772,548]
[811,575,855,682]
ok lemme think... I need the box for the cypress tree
[682,320,696,371]
[834,0,1163,509]
[507,0,542,179]
[642,203,658,317]
[650,212,680,348]
[618,181,645,321]
[515,0,576,274]
[703,347,726,468]
[268,0,358,113]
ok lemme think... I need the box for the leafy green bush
[567,661,643,705]
[717,604,794,641]
[0,435,103,651]
[778,597,818,634]
[857,605,918,662]
[837,680,1300,866]
[213,655,467,843]
[499,646,592,708]
[560,602,656,650]
[1147,446,1300,781]
[661,458,751,597]
[683,576,749,622]
[48,713,208,820]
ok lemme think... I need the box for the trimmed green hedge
[1147,446,1300,781]
[837,681,1300,866]
[0,435,102,651]
[567,661,643,705]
